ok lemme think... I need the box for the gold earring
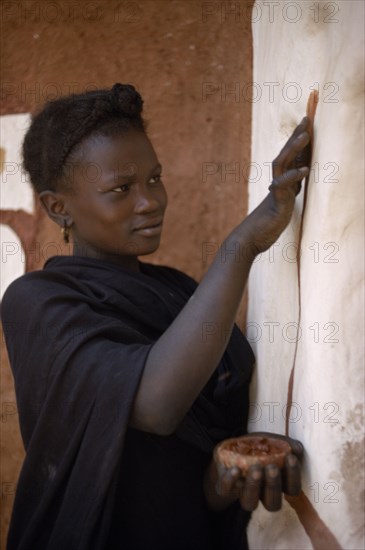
[61,220,70,244]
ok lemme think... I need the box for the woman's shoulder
[2,269,49,299]
[1,265,78,323]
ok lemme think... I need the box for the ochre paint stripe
[285,492,343,549]
[283,91,342,549]
[285,90,319,436]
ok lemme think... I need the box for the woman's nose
[133,185,160,214]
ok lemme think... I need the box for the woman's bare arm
[130,119,310,435]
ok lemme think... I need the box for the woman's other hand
[205,433,303,512]
[238,432,303,512]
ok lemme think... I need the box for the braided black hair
[22,83,146,193]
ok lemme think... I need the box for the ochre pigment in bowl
[214,436,291,476]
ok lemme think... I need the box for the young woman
[2,83,309,550]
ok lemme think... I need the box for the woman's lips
[133,222,163,237]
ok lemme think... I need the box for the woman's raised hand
[242,117,311,257]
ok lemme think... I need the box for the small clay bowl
[214,435,291,476]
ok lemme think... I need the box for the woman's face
[63,130,168,270]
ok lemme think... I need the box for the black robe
[1,256,255,550]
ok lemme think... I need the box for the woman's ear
[39,191,73,228]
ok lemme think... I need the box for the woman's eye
[149,175,162,184]
[112,183,130,193]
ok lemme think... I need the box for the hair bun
[22,83,146,193]
[111,83,143,118]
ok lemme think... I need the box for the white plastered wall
[246,1,364,548]
[0,114,33,299]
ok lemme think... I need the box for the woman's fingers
[294,141,312,170]
[234,434,304,510]
[269,166,309,189]
[233,458,301,512]
[262,464,282,511]
[240,464,263,511]
[283,454,302,496]
[287,438,304,458]
[273,131,311,180]
[277,116,309,155]
[215,465,241,499]
[269,167,309,204]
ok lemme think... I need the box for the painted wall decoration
[247,1,364,548]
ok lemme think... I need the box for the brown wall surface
[0,0,254,544]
